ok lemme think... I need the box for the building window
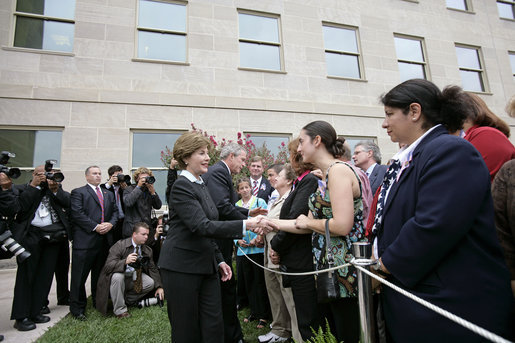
[322,24,364,79]
[455,45,487,92]
[246,134,290,159]
[131,131,182,203]
[394,35,428,82]
[509,52,515,78]
[137,0,187,62]
[497,1,515,20]
[13,0,75,52]
[446,0,472,11]
[238,11,283,71]
[0,129,63,184]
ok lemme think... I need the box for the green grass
[37,298,266,343]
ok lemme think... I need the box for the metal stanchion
[352,242,376,343]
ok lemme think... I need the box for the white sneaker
[258,331,289,343]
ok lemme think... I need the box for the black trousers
[235,255,248,307]
[324,297,360,343]
[69,240,108,315]
[289,274,321,341]
[162,269,224,343]
[241,253,270,319]
[11,230,61,320]
[220,267,244,343]
[45,240,70,305]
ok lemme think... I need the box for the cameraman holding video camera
[121,167,161,239]
[101,165,129,245]
[10,162,71,331]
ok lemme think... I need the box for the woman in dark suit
[373,79,513,342]
[159,132,275,343]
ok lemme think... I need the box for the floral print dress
[309,161,366,298]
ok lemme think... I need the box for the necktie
[252,180,259,196]
[95,186,104,222]
[371,160,401,237]
[134,245,143,293]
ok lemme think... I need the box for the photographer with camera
[96,222,164,318]
[122,167,162,239]
[10,163,71,331]
[101,165,129,245]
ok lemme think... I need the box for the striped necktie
[95,186,104,222]
[252,180,259,196]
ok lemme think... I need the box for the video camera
[0,151,21,179]
[129,255,150,270]
[44,160,64,182]
[114,173,131,186]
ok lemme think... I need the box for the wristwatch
[373,258,389,277]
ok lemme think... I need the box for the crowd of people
[0,78,514,343]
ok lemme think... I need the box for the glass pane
[460,70,484,92]
[138,31,186,62]
[0,130,36,167]
[455,46,480,69]
[240,42,281,71]
[17,0,75,19]
[239,13,279,43]
[323,26,358,53]
[130,169,167,205]
[132,133,181,168]
[394,37,424,62]
[246,135,289,158]
[325,52,361,79]
[139,0,186,32]
[446,0,467,10]
[398,62,426,82]
[33,131,62,167]
[14,17,74,52]
[497,2,515,19]
[510,53,515,75]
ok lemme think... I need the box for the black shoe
[13,318,36,331]
[71,312,87,321]
[40,306,50,314]
[31,314,50,324]
[0,333,4,341]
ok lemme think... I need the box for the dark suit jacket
[253,177,274,203]
[159,176,243,274]
[122,185,162,238]
[12,183,71,243]
[368,163,387,195]
[203,161,248,263]
[271,172,318,271]
[96,237,163,315]
[70,184,119,250]
[378,126,513,342]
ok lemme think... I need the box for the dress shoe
[0,333,4,341]
[71,312,87,321]
[115,312,131,319]
[31,314,50,324]
[40,305,51,314]
[13,318,36,331]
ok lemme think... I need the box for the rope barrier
[352,263,514,343]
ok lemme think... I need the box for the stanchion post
[352,242,376,343]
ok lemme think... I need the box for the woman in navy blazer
[373,79,513,342]
[159,132,275,343]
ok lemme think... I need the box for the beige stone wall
[0,0,514,190]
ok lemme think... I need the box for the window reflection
[238,13,279,43]
[240,42,281,71]
[398,63,425,82]
[132,132,181,167]
[138,31,186,61]
[497,1,515,19]
[456,47,480,69]
[325,53,360,79]
[17,0,75,20]
[139,0,186,32]
[323,26,358,53]
[394,37,423,62]
[247,135,289,157]
[446,0,468,10]
[459,70,483,92]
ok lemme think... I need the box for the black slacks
[235,255,248,307]
[161,269,224,343]
[289,273,321,341]
[69,240,108,315]
[241,253,270,319]
[220,267,244,343]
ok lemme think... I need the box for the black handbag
[316,219,341,303]
[38,223,68,243]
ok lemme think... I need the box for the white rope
[352,263,514,343]
[237,246,351,276]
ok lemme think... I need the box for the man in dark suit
[100,165,128,245]
[249,156,274,203]
[203,143,267,343]
[352,140,387,194]
[69,165,119,320]
[10,165,71,331]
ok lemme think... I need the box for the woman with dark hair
[460,92,515,180]
[158,131,276,343]
[270,138,321,341]
[373,79,513,342]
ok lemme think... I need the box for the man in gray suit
[353,141,387,194]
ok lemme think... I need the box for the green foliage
[304,320,341,343]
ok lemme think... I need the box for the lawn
[37,298,267,343]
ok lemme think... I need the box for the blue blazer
[369,163,387,194]
[378,126,513,342]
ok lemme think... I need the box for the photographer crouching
[96,222,164,318]
[10,162,71,331]
[121,167,162,239]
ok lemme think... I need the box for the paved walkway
[0,258,89,343]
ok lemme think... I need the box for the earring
[185,162,188,165]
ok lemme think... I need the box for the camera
[0,228,31,263]
[162,211,170,235]
[44,160,65,182]
[129,255,150,270]
[143,176,155,184]
[137,295,164,309]
[114,173,131,186]
[0,151,21,179]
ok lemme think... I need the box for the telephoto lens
[145,176,156,184]
[138,297,158,308]
[0,230,31,263]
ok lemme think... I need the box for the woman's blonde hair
[133,167,153,181]
[173,132,212,170]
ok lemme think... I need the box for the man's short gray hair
[356,140,382,164]
[220,142,245,160]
